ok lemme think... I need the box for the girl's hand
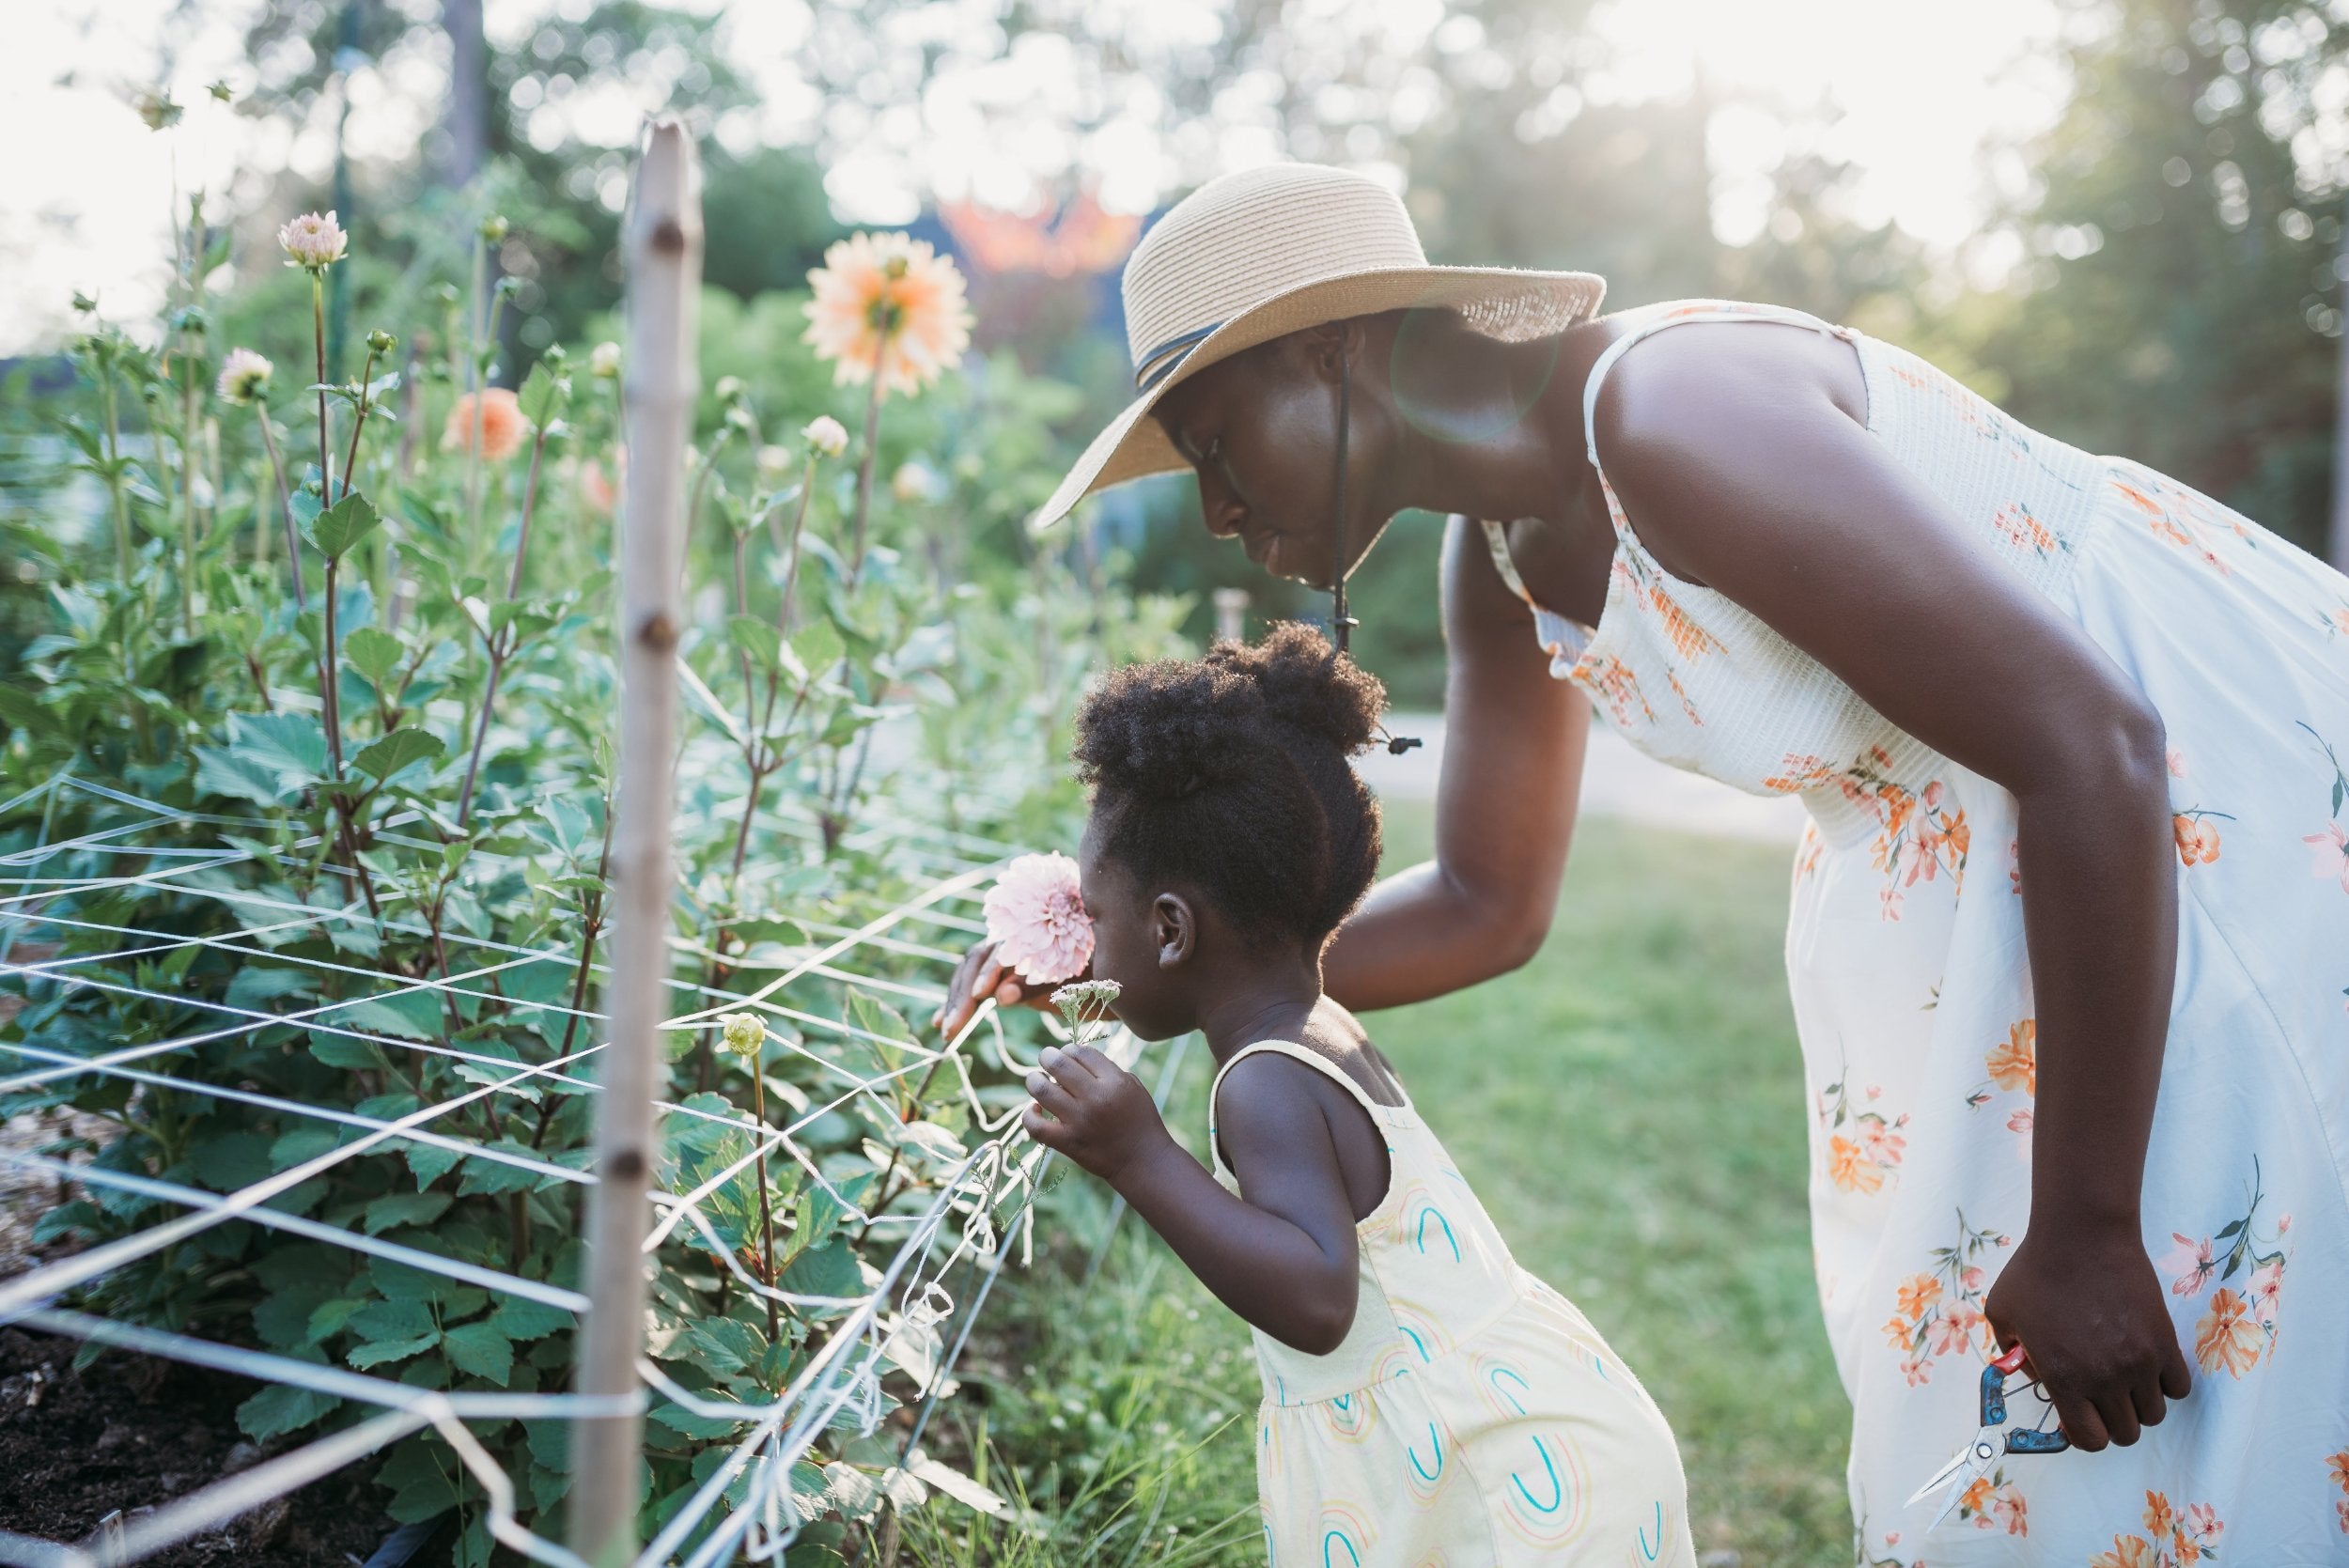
[930,937,1074,1038]
[1020,1045,1168,1188]
[1983,1224,2191,1452]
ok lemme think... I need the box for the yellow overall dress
[1206,1040,1696,1567]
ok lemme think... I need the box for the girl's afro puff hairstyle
[1072,622,1386,951]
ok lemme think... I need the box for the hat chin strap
[1329,348,1423,758]
[1330,349,1356,655]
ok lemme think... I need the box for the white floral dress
[1206,1040,1696,1567]
[1482,300,2349,1563]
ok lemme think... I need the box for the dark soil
[0,1327,397,1566]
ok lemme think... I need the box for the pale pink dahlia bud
[982,852,1093,985]
[215,348,272,404]
[278,210,348,272]
[802,415,848,458]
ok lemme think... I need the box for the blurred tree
[1977,0,2344,553]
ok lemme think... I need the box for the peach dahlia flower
[801,232,972,396]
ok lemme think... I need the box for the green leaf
[303,491,382,560]
[681,1317,767,1378]
[516,363,568,429]
[31,1202,101,1246]
[354,727,444,784]
[780,1239,860,1298]
[344,627,404,689]
[348,1331,440,1369]
[226,965,318,1013]
[333,987,443,1040]
[309,1031,389,1071]
[222,710,329,797]
[790,621,845,678]
[490,1296,575,1343]
[406,1142,464,1190]
[730,614,783,672]
[306,1297,366,1340]
[364,1190,455,1235]
[350,1296,436,1343]
[237,1383,339,1441]
[457,1145,544,1196]
[194,744,291,806]
[379,1439,462,1525]
[441,1321,514,1386]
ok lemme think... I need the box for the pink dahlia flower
[983,852,1093,985]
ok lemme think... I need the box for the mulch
[0,1327,397,1566]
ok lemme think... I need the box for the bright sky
[0,0,2069,355]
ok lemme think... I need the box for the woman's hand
[1984,1224,2192,1452]
[929,937,1072,1038]
[1020,1044,1169,1188]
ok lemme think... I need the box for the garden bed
[0,1327,392,1565]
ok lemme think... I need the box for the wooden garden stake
[568,116,701,1568]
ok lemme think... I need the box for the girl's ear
[1153,893,1195,969]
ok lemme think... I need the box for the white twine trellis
[0,763,1168,1568]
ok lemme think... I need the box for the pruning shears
[1905,1343,2070,1529]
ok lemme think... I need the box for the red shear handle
[1990,1343,2031,1376]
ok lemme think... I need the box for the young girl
[1019,624,1695,1567]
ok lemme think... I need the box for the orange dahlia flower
[801,232,973,396]
[443,387,525,461]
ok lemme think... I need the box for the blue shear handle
[2006,1427,2070,1454]
[1978,1362,2010,1427]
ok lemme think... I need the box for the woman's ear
[1298,318,1361,380]
[1153,893,1196,969]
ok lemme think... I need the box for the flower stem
[772,455,816,634]
[339,344,380,493]
[254,409,304,609]
[456,425,550,828]
[848,372,885,583]
[751,1066,779,1338]
[98,358,131,581]
[178,334,198,635]
[312,274,333,501]
[320,556,345,778]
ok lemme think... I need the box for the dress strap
[1481,518,1537,605]
[1206,1040,1406,1180]
[1478,518,1595,672]
[1579,300,1856,468]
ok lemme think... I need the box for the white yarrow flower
[802,415,848,458]
[277,210,348,272]
[215,348,272,405]
[588,341,621,380]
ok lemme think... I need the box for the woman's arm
[1321,517,1589,1012]
[1022,1046,1362,1353]
[1595,322,2193,1451]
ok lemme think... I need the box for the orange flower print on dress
[2326,1448,2349,1534]
[1816,1060,1906,1196]
[2166,1163,2289,1378]
[1945,1470,2028,1534]
[1986,1020,2036,1095]
[2171,810,2227,866]
[1579,656,1655,730]
[2112,473,2232,576]
[1830,1135,1887,1194]
[1990,501,2060,560]
[2195,1287,2263,1377]
[2093,1494,2223,1568]
[1646,582,1722,661]
[1881,1209,2006,1385]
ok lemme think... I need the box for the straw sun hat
[1029,162,1606,533]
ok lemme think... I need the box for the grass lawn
[936,804,1852,1567]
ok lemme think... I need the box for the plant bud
[479,214,510,243]
[721,1012,768,1059]
[589,341,621,380]
[367,329,397,354]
